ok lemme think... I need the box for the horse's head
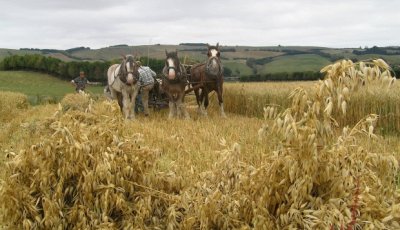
[119,55,139,85]
[163,50,181,80]
[206,43,222,76]
[207,43,220,59]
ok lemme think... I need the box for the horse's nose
[168,69,176,80]
[127,74,134,84]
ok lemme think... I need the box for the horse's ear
[207,43,210,49]
[121,54,126,60]
[216,42,219,49]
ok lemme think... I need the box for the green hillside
[223,61,253,76]
[1,45,399,78]
[0,71,104,104]
[259,54,331,74]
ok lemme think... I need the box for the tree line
[1,54,396,83]
[353,46,400,55]
[0,54,165,83]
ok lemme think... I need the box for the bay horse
[106,55,140,119]
[189,43,226,117]
[161,50,190,119]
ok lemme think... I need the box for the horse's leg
[177,92,190,119]
[116,92,123,112]
[167,94,177,119]
[129,85,139,119]
[168,101,177,119]
[193,85,202,115]
[121,89,132,119]
[200,88,208,116]
[217,81,226,118]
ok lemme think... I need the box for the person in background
[71,71,92,93]
[136,61,156,116]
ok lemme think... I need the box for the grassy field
[0,71,104,104]
[259,54,331,73]
[222,60,253,76]
[0,65,399,228]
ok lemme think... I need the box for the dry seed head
[337,94,343,109]
[277,118,284,130]
[324,79,333,91]
[320,64,332,73]
[342,87,350,98]
[342,126,349,137]
[373,58,391,70]
[341,100,347,116]
[258,124,268,141]
[264,107,270,120]
[269,107,275,119]
[307,133,316,146]
[324,101,333,117]
[389,77,396,88]
[313,101,321,115]
[359,61,365,70]
[319,82,325,96]
[368,125,374,138]
[219,138,227,147]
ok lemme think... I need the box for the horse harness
[163,64,187,84]
[205,56,223,77]
[118,61,139,86]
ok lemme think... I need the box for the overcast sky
[0,0,399,49]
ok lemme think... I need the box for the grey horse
[106,55,140,119]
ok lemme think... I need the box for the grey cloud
[0,0,399,49]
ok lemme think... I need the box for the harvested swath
[60,92,92,112]
[0,99,176,229]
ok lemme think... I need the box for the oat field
[0,59,399,229]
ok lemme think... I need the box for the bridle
[164,57,185,82]
[206,55,222,76]
[119,60,139,85]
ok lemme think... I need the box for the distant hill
[1,45,399,76]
